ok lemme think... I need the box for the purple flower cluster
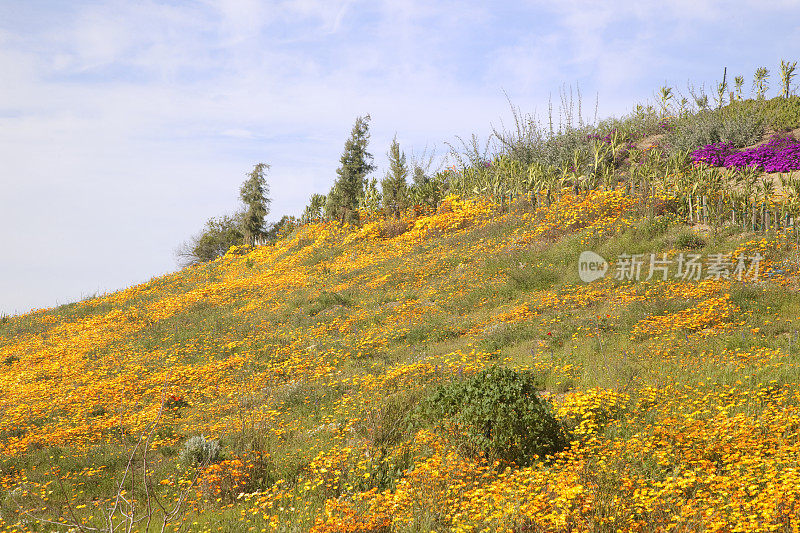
[658,119,675,132]
[586,129,627,145]
[691,142,738,167]
[585,129,636,158]
[691,135,800,173]
[586,132,614,144]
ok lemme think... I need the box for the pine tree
[327,115,375,224]
[240,163,271,245]
[381,135,409,217]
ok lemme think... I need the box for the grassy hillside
[2,186,800,532]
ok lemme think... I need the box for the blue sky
[1,0,799,315]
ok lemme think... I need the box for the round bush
[420,366,568,466]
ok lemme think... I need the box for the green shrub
[355,391,421,448]
[638,214,679,240]
[306,290,352,316]
[667,104,765,153]
[676,232,706,250]
[401,319,458,344]
[418,366,568,466]
[264,215,299,242]
[179,435,221,467]
[615,104,663,140]
[492,95,599,169]
[718,112,765,147]
[375,217,411,238]
[176,214,244,266]
[769,96,800,131]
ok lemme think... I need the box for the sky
[1,0,799,316]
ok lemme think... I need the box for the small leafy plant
[179,435,221,467]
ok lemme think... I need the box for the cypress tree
[327,115,375,224]
[381,135,409,217]
[240,162,271,245]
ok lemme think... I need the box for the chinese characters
[613,252,763,282]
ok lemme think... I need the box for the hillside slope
[2,191,800,532]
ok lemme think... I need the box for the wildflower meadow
[3,65,800,532]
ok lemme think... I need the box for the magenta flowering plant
[691,141,738,166]
[658,119,675,132]
[691,134,800,172]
